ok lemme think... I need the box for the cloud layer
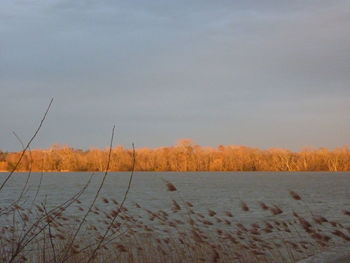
[1,0,349,151]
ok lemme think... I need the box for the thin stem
[0,98,53,192]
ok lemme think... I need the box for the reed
[1,177,350,263]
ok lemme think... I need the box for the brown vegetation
[1,139,349,172]
[2,179,350,263]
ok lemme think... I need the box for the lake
[1,171,350,225]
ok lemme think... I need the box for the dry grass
[1,180,350,263]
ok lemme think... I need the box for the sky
[1,0,349,152]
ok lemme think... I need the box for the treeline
[0,139,349,172]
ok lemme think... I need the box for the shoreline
[1,170,350,173]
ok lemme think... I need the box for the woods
[1,139,349,172]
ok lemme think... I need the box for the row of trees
[0,139,349,172]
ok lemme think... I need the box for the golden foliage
[1,142,349,172]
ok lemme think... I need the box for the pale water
[1,172,350,225]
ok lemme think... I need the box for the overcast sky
[1,0,349,151]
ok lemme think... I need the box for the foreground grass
[1,180,350,263]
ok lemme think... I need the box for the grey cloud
[1,0,349,151]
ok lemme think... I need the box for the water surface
[1,172,349,224]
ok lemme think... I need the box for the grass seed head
[165,181,177,192]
